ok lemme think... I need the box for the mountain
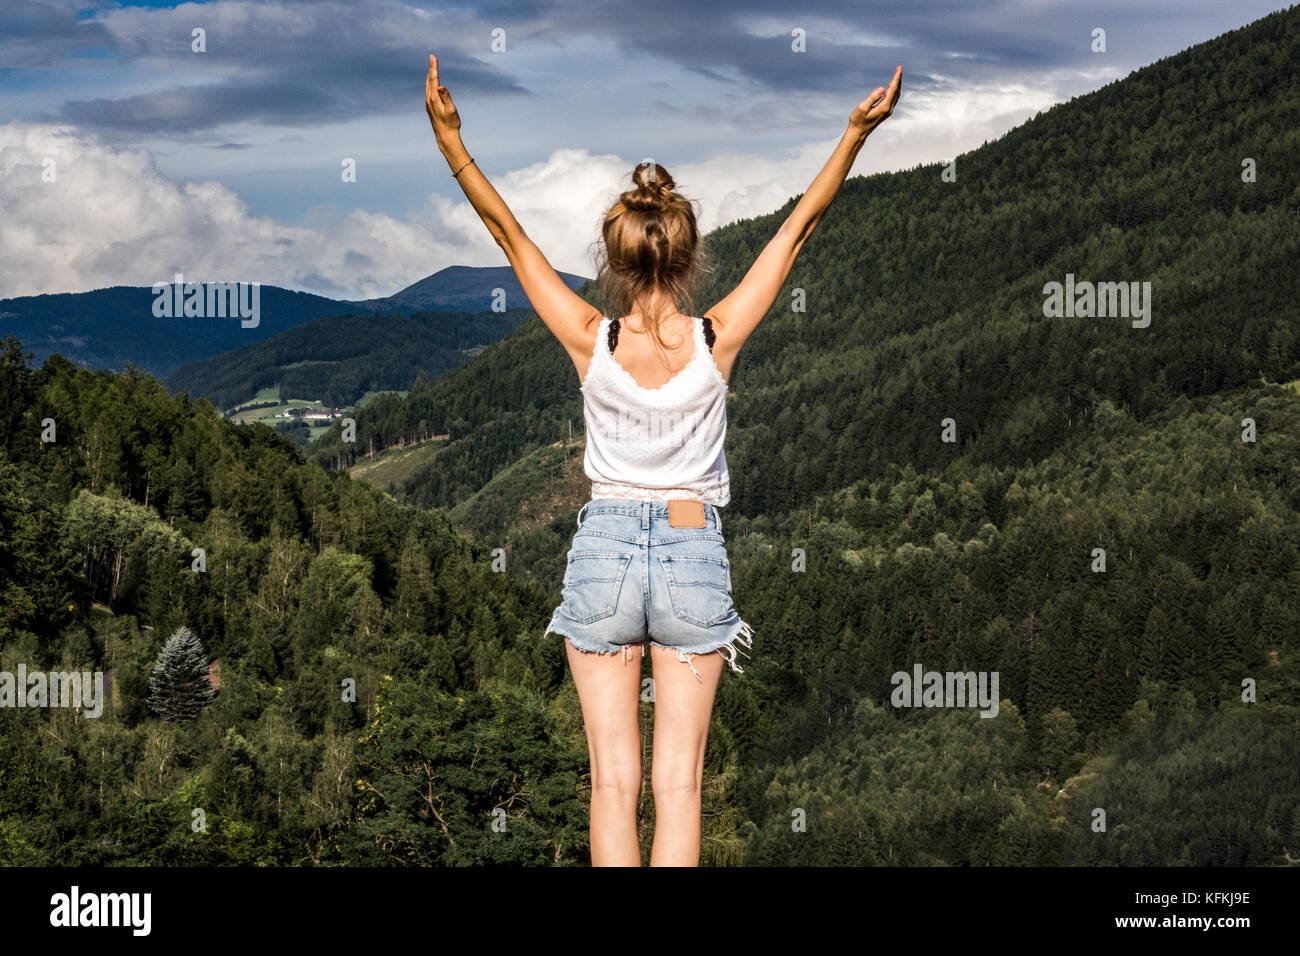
[164,307,538,412]
[0,284,364,380]
[0,265,592,381]
[348,264,588,313]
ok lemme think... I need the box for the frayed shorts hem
[545,617,755,683]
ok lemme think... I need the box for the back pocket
[658,554,733,627]
[561,551,633,624]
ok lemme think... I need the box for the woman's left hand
[849,65,902,136]
[425,53,462,141]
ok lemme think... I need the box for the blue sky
[0,0,1291,300]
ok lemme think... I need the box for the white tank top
[580,315,730,507]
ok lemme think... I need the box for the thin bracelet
[452,158,475,179]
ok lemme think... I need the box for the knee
[650,766,702,802]
[591,766,642,802]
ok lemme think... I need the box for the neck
[624,311,687,330]
[626,295,686,330]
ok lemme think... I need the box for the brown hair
[590,161,712,352]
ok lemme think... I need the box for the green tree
[147,625,217,722]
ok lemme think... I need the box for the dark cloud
[577,0,1105,94]
[54,49,529,133]
[0,0,121,66]
[10,0,1291,135]
[58,83,339,133]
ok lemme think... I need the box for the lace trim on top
[589,479,728,505]
[594,316,727,396]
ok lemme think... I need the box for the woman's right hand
[849,66,902,135]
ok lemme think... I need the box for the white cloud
[0,122,457,300]
[0,88,1056,302]
[1,121,847,301]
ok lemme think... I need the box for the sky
[0,0,1291,301]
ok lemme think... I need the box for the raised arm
[425,54,601,368]
[706,66,903,373]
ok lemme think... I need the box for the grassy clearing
[348,440,445,492]
[355,390,409,409]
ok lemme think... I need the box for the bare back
[574,311,736,388]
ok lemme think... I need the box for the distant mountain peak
[351,264,589,314]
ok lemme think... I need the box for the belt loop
[713,504,722,533]
[641,499,649,532]
[577,501,589,530]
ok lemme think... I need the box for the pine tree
[148,625,217,722]
[166,457,206,524]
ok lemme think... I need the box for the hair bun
[622,162,675,212]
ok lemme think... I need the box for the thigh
[566,640,644,781]
[650,644,723,780]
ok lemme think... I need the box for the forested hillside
[0,339,592,864]
[0,8,1298,867]
[166,308,537,411]
[3,336,1295,865]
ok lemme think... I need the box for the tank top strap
[606,315,707,355]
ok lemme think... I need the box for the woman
[425,54,901,865]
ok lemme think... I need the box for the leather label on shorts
[668,500,706,528]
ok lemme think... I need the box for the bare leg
[649,644,725,866]
[565,641,644,866]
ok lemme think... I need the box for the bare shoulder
[558,308,602,356]
[566,310,605,384]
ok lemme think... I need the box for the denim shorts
[544,498,754,681]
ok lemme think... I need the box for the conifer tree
[148,625,217,722]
